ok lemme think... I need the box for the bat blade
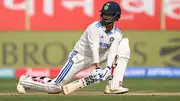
[62,79,85,95]
[62,75,98,95]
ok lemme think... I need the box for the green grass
[0,96,179,101]
[0,78,180,101]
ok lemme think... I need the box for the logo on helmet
[104,5,109,10]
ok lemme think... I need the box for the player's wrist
[93,63,100,68]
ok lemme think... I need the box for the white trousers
[52,38,130,87]
[52,49,109,86]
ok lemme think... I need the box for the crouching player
[17,1,130,94]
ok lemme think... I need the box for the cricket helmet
[100,1,121,26]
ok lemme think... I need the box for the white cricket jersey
[73,21,123,67]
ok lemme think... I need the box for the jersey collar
[102,25,116,34]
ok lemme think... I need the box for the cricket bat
[62,74,113,95]
[62,75,99,95]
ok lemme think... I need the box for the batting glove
[100,66,112,81]
[89,67,103,81]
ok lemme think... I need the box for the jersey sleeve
[106,34,122,67]
[87,25,100,64]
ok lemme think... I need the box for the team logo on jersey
[109,37,114,42]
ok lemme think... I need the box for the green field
[0,78,180,101]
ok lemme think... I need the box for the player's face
[101,13,115,26]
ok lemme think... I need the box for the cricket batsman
[17,1,130,94]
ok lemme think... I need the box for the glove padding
[89,67,103,81]
[89,66,112,81]
[100,66,112,81]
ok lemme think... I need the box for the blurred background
[0,0,179,80]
